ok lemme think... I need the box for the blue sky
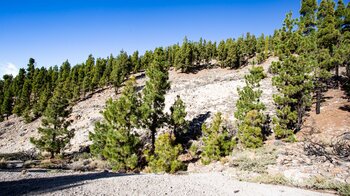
[0,0,310,76]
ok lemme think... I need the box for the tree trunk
[150,126,155,154]
[335,64,339,88]
[296,101,303,132]
[316,87,321,115]
[51,131,56,159]
[336,64,339,79]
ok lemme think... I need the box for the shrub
[201,112,236,165]
[145,133,184,173]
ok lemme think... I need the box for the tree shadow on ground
[0,171,133,196]
[183,64,212,74]
[178,112,211,148]
[339,105,350,112]
[339,76,350,100]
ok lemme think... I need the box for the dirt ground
[298,88,350,143]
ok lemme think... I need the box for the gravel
[0,171,332,196]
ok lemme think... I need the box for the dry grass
[231,147,277,173]
[246,173,349,196]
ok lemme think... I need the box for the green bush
[201,112,236,165]
[145,133,184,173]
[102,129,140,171]
[238,110,265,148]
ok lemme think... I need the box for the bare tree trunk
[335,64,340,88]
[316,87,321,115]
[296,101,303,132]
[336,64,339,79]
[150,126,155,154]
[150,115,157,154]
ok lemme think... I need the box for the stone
[283,169,311,183]
[346,176,350,184]
[21,169,27,175]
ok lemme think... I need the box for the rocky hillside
[0,57,278,154]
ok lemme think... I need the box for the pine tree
[31,67,47,107]
[335,0,346,31]
[111,51,131,93]
[235,66,266,148]
[205,41,216,63]
[169,95,188,143]
[343,3,350,33]
[245,32,257,57]
[26,58,36,81]
[32,84,51,117]
[141,50,154,70]
[175,37,193,72]
[90,77,141,170]
[0,81,3,121]
[225,38,238,68]
[1,75,13,120]
[82,55,95,95]
[256,34,267,64]
[145,133,184,173]
[316,0,340,113]
[300,0,318,35]
[317,0,340,52]
[12,68,26,99]
[201,112,235,165]
[91,58,106,90]
[236,37,247,67]
[99,54,113,87]
[30,84,74,158]
[140,48,170,153]
[131,51,141,73]
[272,55,313,140]
[13,77,31,116]
[217,40,227,65]
[1,89,13,120]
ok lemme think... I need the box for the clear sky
[0,0,312,77]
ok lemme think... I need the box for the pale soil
[0,57,278,154]
[0,171,332,196]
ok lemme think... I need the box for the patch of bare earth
[270,88,350,184]
[298,89,350,141]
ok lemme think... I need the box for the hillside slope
[0,57,278,154]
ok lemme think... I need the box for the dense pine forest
[1,0,350,176]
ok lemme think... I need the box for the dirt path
[0,171,332,196]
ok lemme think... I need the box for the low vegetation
[200,112,235,165]
[232,147,277,173]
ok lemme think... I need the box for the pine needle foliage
[145,133,184,174]
[140,48,170,153]
[235,66,267,148]
[89,77,141,171]
[30,85,74,159]
[201,112,236,165]
[169,95,188,143]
